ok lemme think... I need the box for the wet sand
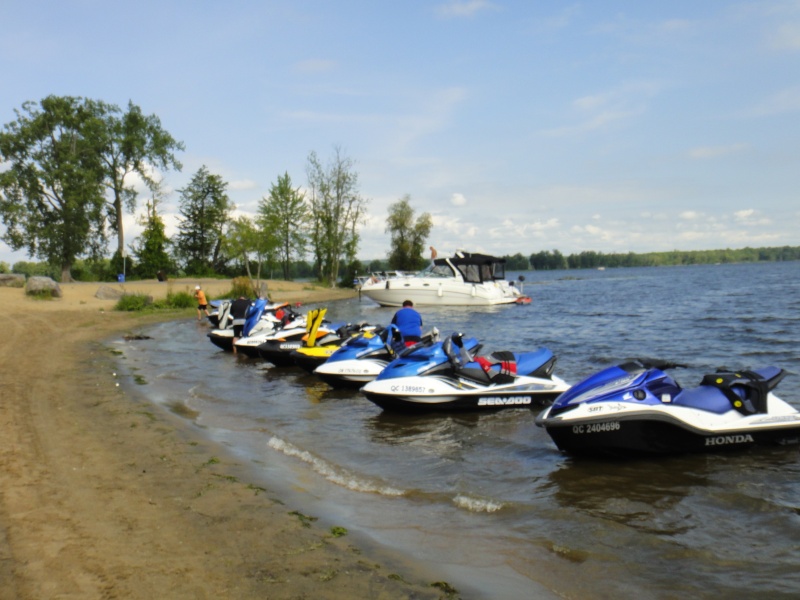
[0,278,447,600]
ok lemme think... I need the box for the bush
[115,293,153,311]
[214,276,261,300]
[158,290,195,309]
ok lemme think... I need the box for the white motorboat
[358,251,526,307]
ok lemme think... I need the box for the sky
[1,0,799,265]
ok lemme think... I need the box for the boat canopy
[434,253,507,284]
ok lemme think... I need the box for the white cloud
[688,143,748,159]
[450,193,467,206]
[740,86,800,117]
[230,179,258,191]
[543,81,663,137]
[294,58,337,73]
[436,0,497,18]
[770,23,800,50]
[733,209,771,226]
[679,211,702,220]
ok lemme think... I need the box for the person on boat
[194,285,210,321]
[391,299,422,346]
[429,246,438,265]
[230,295,252,353]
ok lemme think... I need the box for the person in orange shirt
[194,285,210,321]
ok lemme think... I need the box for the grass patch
[289,510,318,528]
[246,483,268,496]
[431,581,460,598]
[168,401,199,419]
[329,526,348,538]
[133,374,147,385]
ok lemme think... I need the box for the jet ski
[256,308,349,367]
[313,325,440,388]
[535,359,800,457]
[360,332,569,412]
[290,320,376,373]
[233,306,306,359]
[206,299,231,327]
[208,300,292,352]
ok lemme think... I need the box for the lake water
[115,262,800,599]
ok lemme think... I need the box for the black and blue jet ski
[360,332,570,412]
[535,359,800,457]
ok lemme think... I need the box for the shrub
[161,290,195,309]
[215,276,261,300]
[115,293,153,311]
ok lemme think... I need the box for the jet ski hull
[362,375,569,412]
[538,406,800,457]
[314,359,389,388]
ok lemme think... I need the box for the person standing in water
[229,295,252,354]
[194,285,210,321]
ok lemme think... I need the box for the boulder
[95,285,125,300]
[25,276,62,298]
[0,273,25,288]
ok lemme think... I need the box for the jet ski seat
[699,368,785,415]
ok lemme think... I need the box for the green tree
[385,195,432,271]
[0,96,108,282]
[97,101,183,267]
[306,147,367,286]
[222,215,278,292]
[174,166,232,275]
[259,172,308,280]
[132,182,173,279]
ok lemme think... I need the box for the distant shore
[0,278,449,600]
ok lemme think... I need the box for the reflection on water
[117,262,800,599]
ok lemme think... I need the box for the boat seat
[699,368,785,415]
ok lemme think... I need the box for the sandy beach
[0,278,446,600]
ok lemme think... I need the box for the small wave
[267,437,405,497]
[453,494,505,513]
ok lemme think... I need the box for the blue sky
[1,1,799,265]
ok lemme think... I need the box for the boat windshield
[415,263,454,278]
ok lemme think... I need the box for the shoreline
[0,279,450,599]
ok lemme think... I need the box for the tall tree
[222,215,278,292]
[97,101,183,266]
[259,172,308,280]
[305,147,367,286]
[385,195,433,271]
[174,166,232,275]
[132,181,173,278]
[0,96,107,282]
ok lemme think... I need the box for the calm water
[115,262,800,599]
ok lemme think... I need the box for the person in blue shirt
[391,299,422,346]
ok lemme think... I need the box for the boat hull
[314,358,389,388]
[361,375,569,412]
[360,281,518,307]
[537,404,800,457]
[208,330,234,352]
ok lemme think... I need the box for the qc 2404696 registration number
[572,421,620,434]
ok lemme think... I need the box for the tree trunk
[116,197,125,258]
[60,262,72,283]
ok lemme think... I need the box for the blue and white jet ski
[208,299,292,353]
[535,359,800,457]
[313,325,441,388]
[233,307,306,359]
[360,332,569,412]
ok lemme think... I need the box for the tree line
[524,246,800,270]
[0,96,380,286]
[0,95,439,287]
